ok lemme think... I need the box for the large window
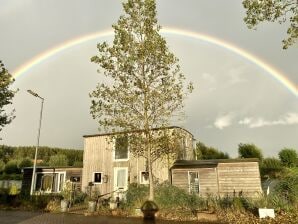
[114,135,129,160]
[35,172,65,193]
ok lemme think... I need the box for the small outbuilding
[22,167,82,195]
[171,159,262,197]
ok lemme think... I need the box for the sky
[0,0,297,157]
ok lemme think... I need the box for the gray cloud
[239,113,298,128]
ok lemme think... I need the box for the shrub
[155,183,201,212]
[18,158,33,169]
[274,168,298,206]
[4,160,20,174]
[29,194,61,210]
[260,157,283,178]
[125,183,148,208]
[73,191,87,204]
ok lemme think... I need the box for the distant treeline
[0,145,83,167]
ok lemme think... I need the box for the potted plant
[60,180,72,212]
[141,200,159,220]
[88,187,100,213]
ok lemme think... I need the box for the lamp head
[27,89,39,98]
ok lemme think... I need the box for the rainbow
[12,27,297,97]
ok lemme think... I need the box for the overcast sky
[0,0,297,157]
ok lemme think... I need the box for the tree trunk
[148,148,154,200]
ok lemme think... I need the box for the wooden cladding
[82,127,194,195]
[171,161,262,197]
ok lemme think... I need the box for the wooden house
[22,166,82,194]
[171,159,262,197]
[81,126,195,197]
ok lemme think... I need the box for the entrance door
[114,167,128,199]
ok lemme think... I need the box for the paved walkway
[0,211,200,224]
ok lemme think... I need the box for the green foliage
[0,145,83,167]
[278,148,298,168]
[29,194,61,210]
[0,61,16,134]
[260,157,283,178]
[60,180,72,200]
[238,143,263,160]
[4,160,20,174]
[0,160,5,173]
[48,154,68,167]
[18,158,33,169]
[0,145,14,163]
[73,191,87,204]
[73,161,83,167]
[0,173,22,180]
[196,142,229,160]
[125,183,149,208]
[274,168,298,206]
[155,183,200,211]
[243,0,298,49]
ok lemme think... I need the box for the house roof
[83,126,194,138]
[22,166,83,170]
[171,158,259,169]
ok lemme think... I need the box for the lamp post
[27,90,44,195]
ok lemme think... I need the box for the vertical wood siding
[82,128,194,196]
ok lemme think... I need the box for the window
[93,172,102,184]
[114,135,129,160]
[188,171,199,194]
[35,172,65,193]
[70,176,81,182]
[140,171,149,185]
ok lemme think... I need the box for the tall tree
[0,61,16,136]
[90,0,192,200]
[243,0,298,49]
[278,148,297,167]
[238,143,263,160]
[195,142,229,160]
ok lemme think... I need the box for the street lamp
[27,89,44,195]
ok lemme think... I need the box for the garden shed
[171,159,262,197]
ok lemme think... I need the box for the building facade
[171,159,262,197]
[81,126,195,196]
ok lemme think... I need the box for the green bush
[29,194,62,210]
[125,183,148,208]
[0,173,22,180]
[274,168,298,206]
[155,183,201,212]
[73,191,87,204]
[18,158,33,169]
[260,157,283,178]
[4,160,20,174]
